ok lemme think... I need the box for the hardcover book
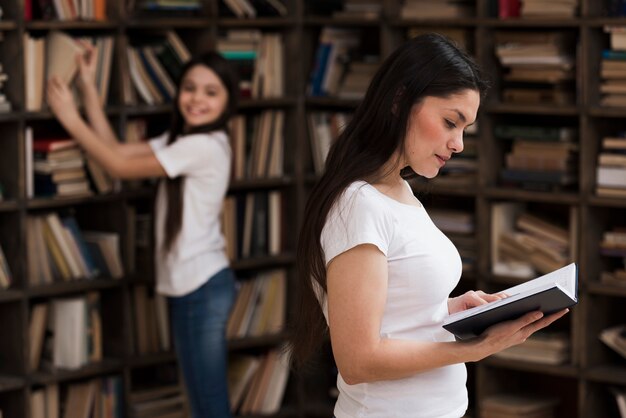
[443,263,578,339]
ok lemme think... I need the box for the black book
[443,263,578,340]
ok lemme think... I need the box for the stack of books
[491,203,572,279]
[596,136,626,197]
[520,0,578,17]
[495,32,575,105]
[495,124,578,191]
[493,331,570,364]
[33,138,91,198]
[600,26,626,107]
[599,228,626,287]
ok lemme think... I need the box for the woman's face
[402,89,480,178]
[177,64,229,129]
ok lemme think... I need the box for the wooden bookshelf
[1,0,626,416]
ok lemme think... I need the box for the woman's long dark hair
[289,33,489,367]
[162,51,238,253]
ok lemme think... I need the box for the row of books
[331,0,381,20]
[401,0,473,19]
[493,331,570,364]
[31,376,123,418]
[226,269,286,339]
[495,124,578,191]
[24,31,113,112]
[308,27,362,97]
[25,0,107,21]
[491,202,573,279]
[307,111,351,175]
[222,191,283,260]
[131,285,170,355]
[219,0,287,18]
[26,213,123,286]
[217,30,284,99]
[228,350,289,415]
[124,31,191,106]
[497,0,578,18]
[0,244,12,289]
[229,110,284,180]
[29,292,102,371]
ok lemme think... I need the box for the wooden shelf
[584,365,626,385]
[482,357,580,378]
[26,279,123,298]
[30,359,123,385]
[0,376,25,393]
[25,20,118,30]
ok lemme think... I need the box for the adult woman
[290,33,568,418]
[47,50,238,418]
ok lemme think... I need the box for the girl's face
[177,64,229,129]
[402,89,480,178]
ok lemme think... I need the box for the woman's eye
[445,119,457,129]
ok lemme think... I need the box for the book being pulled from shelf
[481,394,559,418]
[443,263,577,340]
[599,324,626,361]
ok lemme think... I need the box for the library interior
[0,0,626,417]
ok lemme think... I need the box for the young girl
[289,33,569,418]
[47,50,239,418]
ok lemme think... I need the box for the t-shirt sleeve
[320,185,394,266]
[152,132,230,179]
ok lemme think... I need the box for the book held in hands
[443,263,578,340]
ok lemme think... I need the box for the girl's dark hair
[288,33,489,366]
[162,51,238,253]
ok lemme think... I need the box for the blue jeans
[168,267,237,418]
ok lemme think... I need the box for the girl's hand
[76,44,97,89]
[448,290,507,315]
[46,76,80,125]
[472,308,570,361]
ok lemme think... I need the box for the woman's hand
[76,45,97,89]
[471,308,570,361]
[448,290,507,315]
[46,76,80,126]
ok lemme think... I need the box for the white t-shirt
[320,181,467,418]
[149,130,231,297]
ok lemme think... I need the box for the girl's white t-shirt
[320,181,467,418]
[149,130,231,297]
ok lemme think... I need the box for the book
[443,263,578,340]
